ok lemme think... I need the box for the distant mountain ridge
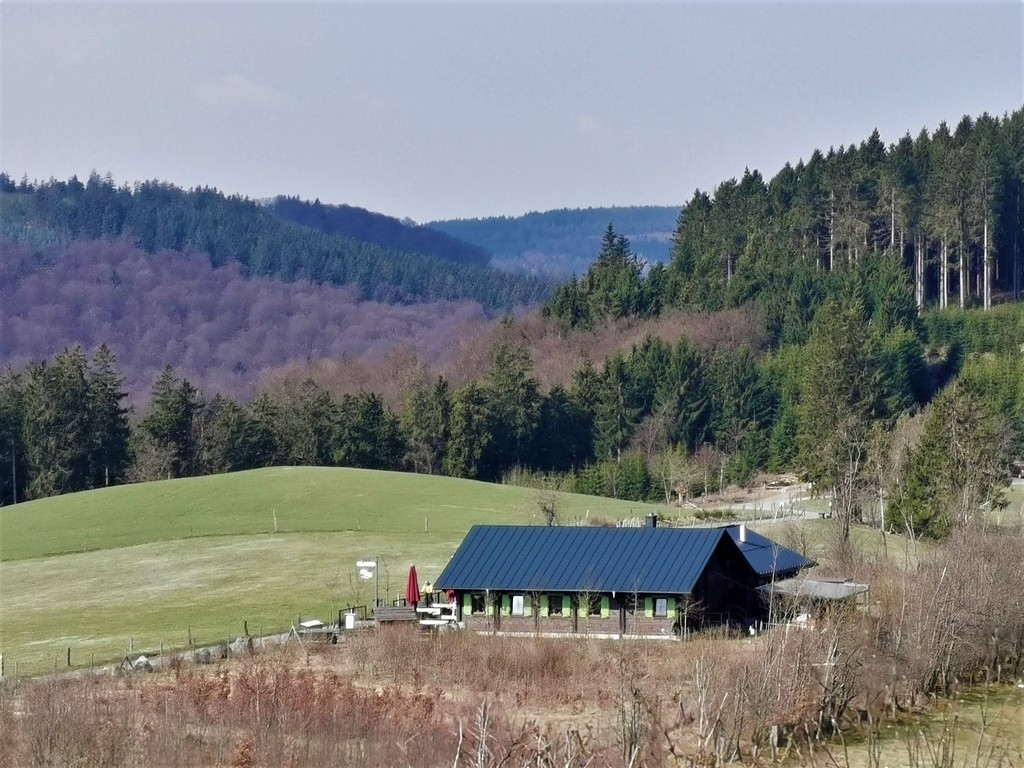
[270,196,492,269]
[0,174,549,310]
[428,205,682,277]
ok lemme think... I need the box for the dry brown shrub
[587,515,619,527]
[228,736,257,768]
[437,307,767,394]
[4,528,1022,768]
[256,303,768,413]
[0,689,17,768]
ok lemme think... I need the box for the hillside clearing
[0,467,680,675]
[0,466,679,562]
[1,532,457,676]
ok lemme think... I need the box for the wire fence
[0,603,384,682]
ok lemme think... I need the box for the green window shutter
[524,598,532,617]
[601,596,610,619]
[563,595,572,616]
[501,595,510,616]
[485,596,494,616]
[540,597,549,618]
[463,594,473,616]
[667,597,677,619]
[644,597,654,618]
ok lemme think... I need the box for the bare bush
[3,528,1022,767]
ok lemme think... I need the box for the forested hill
[428,205,681,277]
[3,111,1024,541]
[0,175,550,310]
[270,196,491,269]
[545,110,1024,342]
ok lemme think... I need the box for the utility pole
[10,439,15,505]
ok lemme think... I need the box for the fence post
[67,647,71,667]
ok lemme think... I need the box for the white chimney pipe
[739,523,747,544]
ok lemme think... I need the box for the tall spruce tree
[444,381,492,479]
[0,371,26,504]
[796,297,882,549]
[140,365,201,479]
[21,348,93,498]
[87,344,131,487]
[892,381,1011,538]
[481,334,542,474]
[400,374,452,474]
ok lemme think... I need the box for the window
[471,593,486,614]
[655,598,668,618]
[547,594,562,616]
[511,594,525,616]
[583,594,601,617]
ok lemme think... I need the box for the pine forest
[2,108,1023,546]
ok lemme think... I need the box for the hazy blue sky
[2,2,1021,223]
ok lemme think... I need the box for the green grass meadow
[0,467,679,676]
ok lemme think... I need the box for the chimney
[646,513,658,529]
[739,523,747,543]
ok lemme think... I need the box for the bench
[373,606,418,623]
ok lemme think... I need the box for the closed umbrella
[406,564,420,609]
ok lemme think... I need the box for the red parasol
[405,564,420,608]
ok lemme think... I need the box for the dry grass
[3,526,1023,767]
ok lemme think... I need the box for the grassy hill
[4,466,996,677]
[0,467,679,675]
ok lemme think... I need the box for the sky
[2,1,1022,224]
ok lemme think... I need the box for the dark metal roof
[727,526,811,577]
[436,525,801,594]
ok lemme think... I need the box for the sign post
[357,557,380,607]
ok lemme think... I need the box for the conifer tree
[140,365,202,479]
[21,347,93,497]
[87,344,130,487]
[796,298,881,550]
[444,381,492,479]
[893,381,1010,538]
[400,374,451,474]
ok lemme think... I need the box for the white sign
[357,559,377,581]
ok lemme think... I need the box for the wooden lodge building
[435,519,811,638]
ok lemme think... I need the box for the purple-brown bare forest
[0,239,487,403]
[2,238,767,411]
